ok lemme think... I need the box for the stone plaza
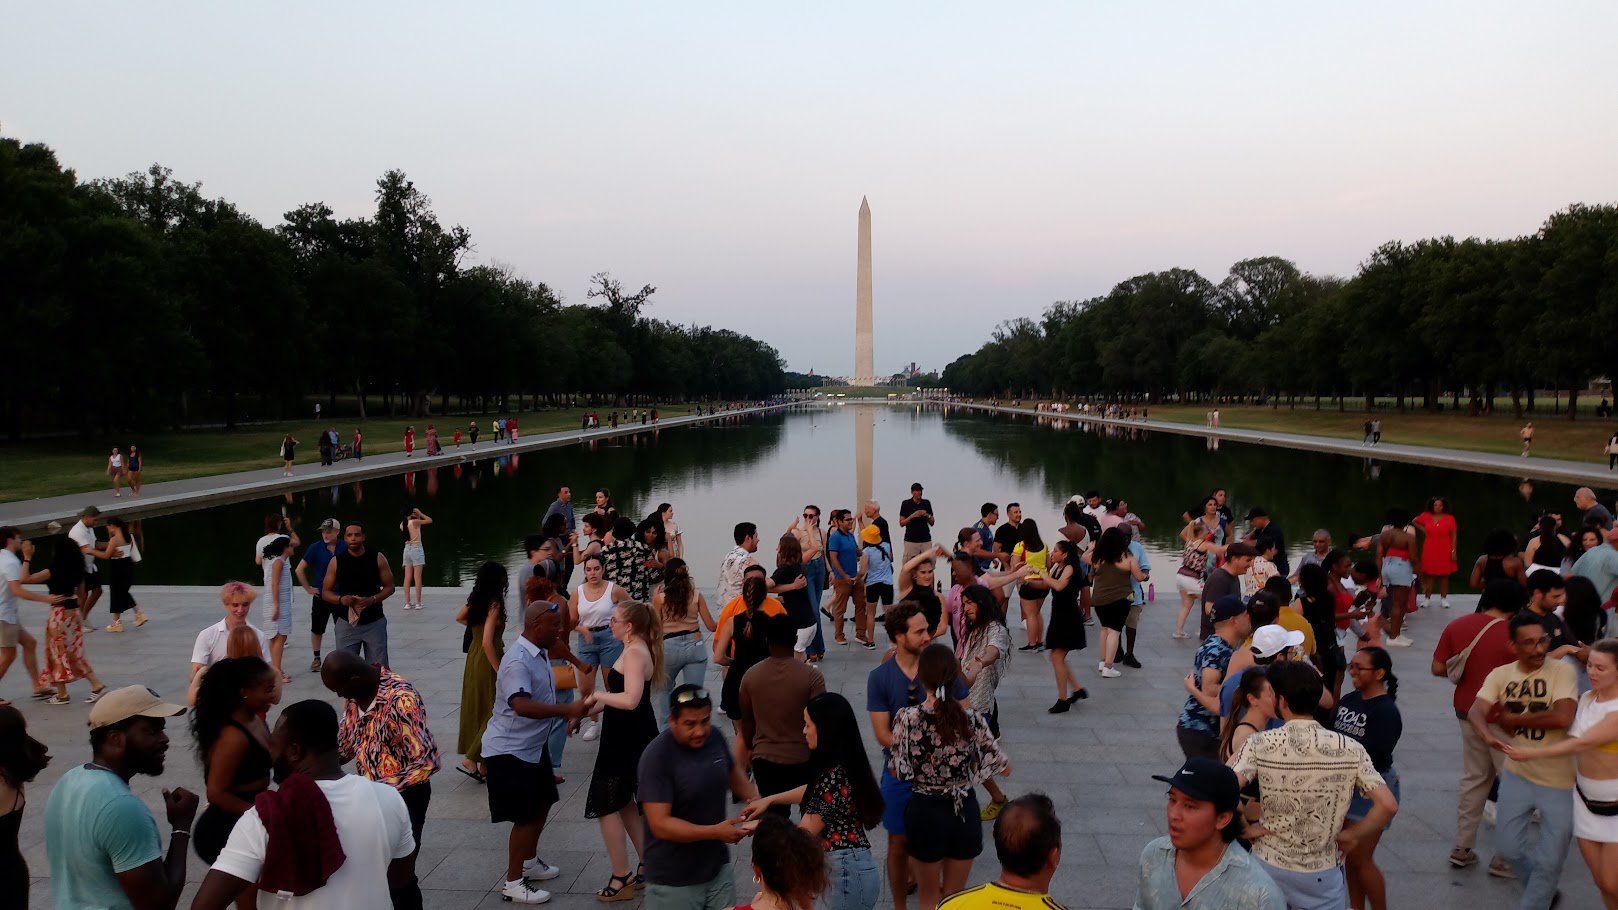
[13,584,1599,908]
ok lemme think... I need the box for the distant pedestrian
[508,417,519,442]
[425,424,441,456]
[898,483,937,571]
[1521,421,1535,457]
[318,431,333,466]
[107,447,126,496]
[404,425,415,457]
[1607,431,1618,470]
[353,427,363,460]
[468,421,479,448]
[453,426,461,448]
[127,445,143,495]
[279,434,298,475]
[1371,418,1382,445]
[315,401,322,419]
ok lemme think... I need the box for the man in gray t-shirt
[639,685,758,910]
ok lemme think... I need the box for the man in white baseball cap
[44,685,196,910]
[1252,624,1306,661]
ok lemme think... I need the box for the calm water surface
[32,406,1591,597]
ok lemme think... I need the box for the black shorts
[903,791,982,863]
[1018,583,1046,602]
[1094,599,1131,632]
[311,596,334,635]
[83,571,103,592]
[866,583,894,606]
[486,750,559,825]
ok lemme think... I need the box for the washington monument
[853,196,875,385]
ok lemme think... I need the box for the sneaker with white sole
[1099,666,1121,678]
[582,720,600,742]
[1448,846,1478,868]
[1385,635,1414,648]
[501,879,551,903]
[1487,856,1516,879]
[523,857,560,881]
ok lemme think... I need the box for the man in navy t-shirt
[294,519,344,672]
[867,602,970,910]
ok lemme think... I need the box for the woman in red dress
[404,425,415,457]
[1414,496,1458,610]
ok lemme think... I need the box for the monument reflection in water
[52,405,1587,595]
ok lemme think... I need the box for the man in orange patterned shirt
[323,650,441,910]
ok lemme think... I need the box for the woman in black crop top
[190,657,277,874]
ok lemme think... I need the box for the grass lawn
[1145,404,1618,464]
[0,406,694,503]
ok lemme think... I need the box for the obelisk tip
[859,196,869,213]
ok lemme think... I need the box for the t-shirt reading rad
[1475,658,1578,789]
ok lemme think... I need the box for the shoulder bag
[1445,617,1504,684]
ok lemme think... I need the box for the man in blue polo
[867,602,970,910]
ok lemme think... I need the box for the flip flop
[456,765,486,784]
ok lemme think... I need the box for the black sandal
[597,872,635,902]
[633,863,644,886]
[455,764,486,784]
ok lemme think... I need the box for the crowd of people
[8,475,1618,910]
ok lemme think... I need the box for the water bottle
[1147,583,1155,602]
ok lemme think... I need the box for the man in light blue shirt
[1135,758,1285,910]
[1122,524,1152,669]
[1572,527,1618,603]
[481,600,589,904]
[44,685,195,910]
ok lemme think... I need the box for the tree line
[1,134,796,437]
[940,203,1618,416]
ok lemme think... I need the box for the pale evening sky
[6,3,1616,377]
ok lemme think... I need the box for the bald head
[319,650,377,701]
[522,600,563,649]
[1576,487,1597,507]
[993,793,1063,885]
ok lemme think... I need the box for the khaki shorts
[0,621,18,648]
[1126,602,1144,630]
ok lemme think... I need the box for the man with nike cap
[43,685,198,910]
[1134,757,1285,909]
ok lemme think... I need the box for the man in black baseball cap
[1134,759,1284,909]
[1243,507,1287,577]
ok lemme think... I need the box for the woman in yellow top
[1009,519,1051,651]
[1500,638,1618,908]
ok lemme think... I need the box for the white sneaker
[582,720,600,742]
[1484,800,1497,827]
[523,857,560,881]
[1100,666,1121,678]
[1386,635,1413,648]
[501,879,551,903]
[1442,598,1452,609]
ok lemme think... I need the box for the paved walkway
[959,402,1618,487]
[11,585,1599,909]
[0,406,789,533]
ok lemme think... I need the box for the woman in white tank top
[568,554,630,742]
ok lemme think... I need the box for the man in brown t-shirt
[737,614,826,815]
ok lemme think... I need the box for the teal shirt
[44,765,162,910]
[1134,836,1286,910]
[1574,544,1618,603]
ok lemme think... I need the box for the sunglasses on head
[529,600,560,612]
[671,687,712,707]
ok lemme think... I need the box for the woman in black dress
[1035,539,1088,713]
[583,600,663,902]
[715,577,773,731]
[0,706,50,909]
[190,656,276,909]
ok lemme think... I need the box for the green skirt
[457,642,503,762]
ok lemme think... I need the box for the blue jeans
[824,847,880,910]
[804,558,828,656]
[547,665,575,769]
[1496,769,1573,910]
[657,633,709,730]
[335,616,389,667]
